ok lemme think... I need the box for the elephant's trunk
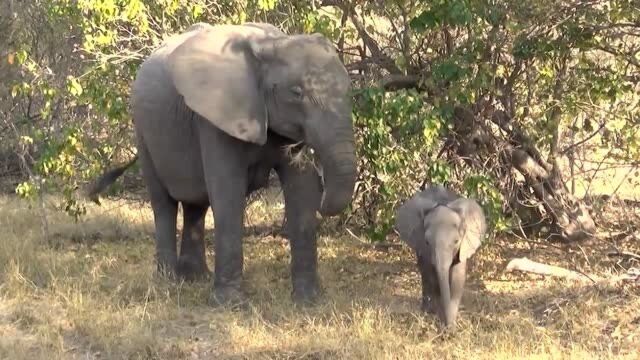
[436,258,455,328]
[310,119,357,217]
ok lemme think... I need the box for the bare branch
[505,257,596,283]
[560,122,606,155]
[321,0,401,75]
[380,74,420,91]
[506,257,640,285]
[594,44,640,68]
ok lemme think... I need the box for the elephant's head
[395,185,486,261]
[395,185,487,327]
[166,23,356,216]
[395,186,457,256]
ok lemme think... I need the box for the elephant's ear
[449,198,487,261]
[167,25,277,145]
[395,193,440,253]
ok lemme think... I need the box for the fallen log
[505,257,640,285]
[505,257,595,282]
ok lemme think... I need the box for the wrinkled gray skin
[395,185,487,328]
[87,22,357,307]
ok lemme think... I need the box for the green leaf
[11,84,21,98]
[16,50,28,64]
[20,136,34,145]
[433,59,465,83]
[410,10,440,32]
[16,181,36,199]
[257,0,278,11]
[67,76,83,97]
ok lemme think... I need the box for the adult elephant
[86,22,357,306]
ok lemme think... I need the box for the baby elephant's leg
[417,253,440,314]
[449,260,467,320]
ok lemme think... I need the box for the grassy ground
[0,188,638,360]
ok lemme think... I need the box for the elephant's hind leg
[177,203,211,281]
[138,141,179,277]
[276,161,322,305]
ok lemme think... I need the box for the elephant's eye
[290,85,304,99]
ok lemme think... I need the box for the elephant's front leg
[207,176,248,307]
[199,132,249,307]
[448,259,467,322]
[417,253,440,315]
[276,161,322,305]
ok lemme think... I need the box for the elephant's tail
[83,155,139,204]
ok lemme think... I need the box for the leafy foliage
[350,86,509,239]
[348,0,638,240]
[2,0,638,241]
[351,88,446,239]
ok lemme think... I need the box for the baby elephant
[395,185,487,328]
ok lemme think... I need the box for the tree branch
[595,44,640,68]
[380,74,420,91]
[505,257,596,283]
[560,121,606,155]
[506,257,640,285]
[321,0,401,75]
[337,4,348,63]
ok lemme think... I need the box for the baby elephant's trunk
[437,259,456,328]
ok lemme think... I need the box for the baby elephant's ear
[395,194,439,252]
[449,198,487,261]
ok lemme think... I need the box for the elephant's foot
[209,285,249,310]
[176,255,211,282]
[291,274,321,306]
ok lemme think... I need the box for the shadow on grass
[3,193,638,359]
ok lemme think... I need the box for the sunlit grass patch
[0,193,638,359]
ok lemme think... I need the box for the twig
[507,233,566,251]
[345,228,402,249]
[345,227,367,244]
[560,122,606,155]
[607,251,640,261]
[607,163,639,205]
[321,0,401,75]
[584,146,615,197]
[576,244,591,266]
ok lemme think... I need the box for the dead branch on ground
[505,257,640,286]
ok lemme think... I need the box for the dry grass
[0,188,638,360]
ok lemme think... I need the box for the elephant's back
[157,22,283,62]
